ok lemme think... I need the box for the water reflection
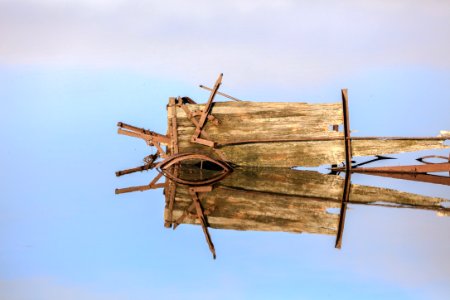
[117,163,449,259]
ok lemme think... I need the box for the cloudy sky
[2,0,450,86]
[1,1,449,299]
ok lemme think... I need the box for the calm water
[1,68,449,300]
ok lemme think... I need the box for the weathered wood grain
[164,167,448,234]
[352,139,447,157]
[176,101,344,144]
[172,101,447,167]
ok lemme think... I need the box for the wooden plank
[169,98,179,154]
[173,101,447,167]
[164,98,179,227]
[352,139,447,157]
[176,102,344,143]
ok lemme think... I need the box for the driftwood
[169,101,448,167]
[117,84,450,258]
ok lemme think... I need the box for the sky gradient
[1,1,450,299]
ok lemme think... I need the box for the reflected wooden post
[335,171,351,249]
[335,89,352,249]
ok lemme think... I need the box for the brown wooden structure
[115,74,450,258]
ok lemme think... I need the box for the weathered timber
[173,101,448,167]
[164,98,179,227]
[351,139,447,158]
[164,167,449,234]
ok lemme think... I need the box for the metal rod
[335,89,352,250]
[358,171,450,186]
[189,188,216,259]
[341,89,352,172]
[335,171,352,249]
[115,164,154,177]
[117,122,153,135]
[117,122,171,145]
[216,136,448,147]
[192,73,223,140]
[199,85,242,102]
[115,172,164,194]
[117,128,150,140]
[335,162,450,174]
[115,183,165,194]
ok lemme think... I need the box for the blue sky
[1,1,450,299]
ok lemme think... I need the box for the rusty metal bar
[153,142,167,158]
[117,122,153,135]
[360,171,450,186]
[181,96,197,104]
[189,187,216,259]
[191,110,220,125]
[157,153,230,172]
[179,104,216,148]
[350,136,448,141]
[341,89,352,171]
[216,136,448,147]
[118,122,171,145]
[115,172,165,194]
[156,153,230,186]
[115,164,155,177]
[193,137,215,147]
[199,84,242,102]
[115,182,165,194]
[191,74,223,144]
[335,89,352,249]
[335,171,351,249]
[118,128,150,140]
[342,162,450,174]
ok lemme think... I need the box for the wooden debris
[172,101,448,167]
[164,167,449,234]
